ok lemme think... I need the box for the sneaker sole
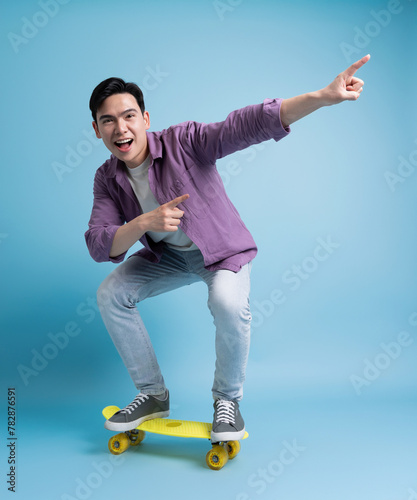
[104,410,170,432]
[210,428,246,443]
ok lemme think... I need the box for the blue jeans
[97,248,252,401]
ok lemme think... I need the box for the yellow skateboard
[103,405,248,470]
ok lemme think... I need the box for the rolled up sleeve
[184,98,291,165]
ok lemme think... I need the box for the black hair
[89,77,145,123]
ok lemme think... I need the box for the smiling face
[93,93,150,169]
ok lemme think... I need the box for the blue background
[1,0,416,499]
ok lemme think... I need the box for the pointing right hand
[142,194,190,233]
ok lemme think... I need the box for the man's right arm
[108,194,190,258]
[85,169,189,262]
[85,170,126,263]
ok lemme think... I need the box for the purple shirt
[85,98,290,272]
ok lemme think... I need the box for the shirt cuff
[263,98,291,140]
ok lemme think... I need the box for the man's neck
[125,145,150,169]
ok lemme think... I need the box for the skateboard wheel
[206,444,229,470]
[108,433,130,455]
[128,430,146,446]
[226,440,241,459]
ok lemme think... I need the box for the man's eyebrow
[98,108,139,121]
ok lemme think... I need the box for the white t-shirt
[126,155,198,251]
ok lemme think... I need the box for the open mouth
[114,138,133,152]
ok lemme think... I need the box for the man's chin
[116,152,143,169]
[112,148,134,164]
[108,144,147,168]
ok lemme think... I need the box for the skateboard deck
[102,405,248,470]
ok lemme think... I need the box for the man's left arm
[280,54,370,128]
[182,54,370,166]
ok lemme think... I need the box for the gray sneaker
[211,399,245,442]
[104,391,170,432]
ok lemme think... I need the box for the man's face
[93,93,150,169]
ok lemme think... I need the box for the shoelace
[215,400,236,425]
[120,394,149,415]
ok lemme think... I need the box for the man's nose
[114,119,128,134]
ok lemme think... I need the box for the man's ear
[143,111,150,130]
[92,121,102,139]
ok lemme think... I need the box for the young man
[85,55,370,441]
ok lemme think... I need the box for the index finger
[343,54,371,78]
[165,194,190,208]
